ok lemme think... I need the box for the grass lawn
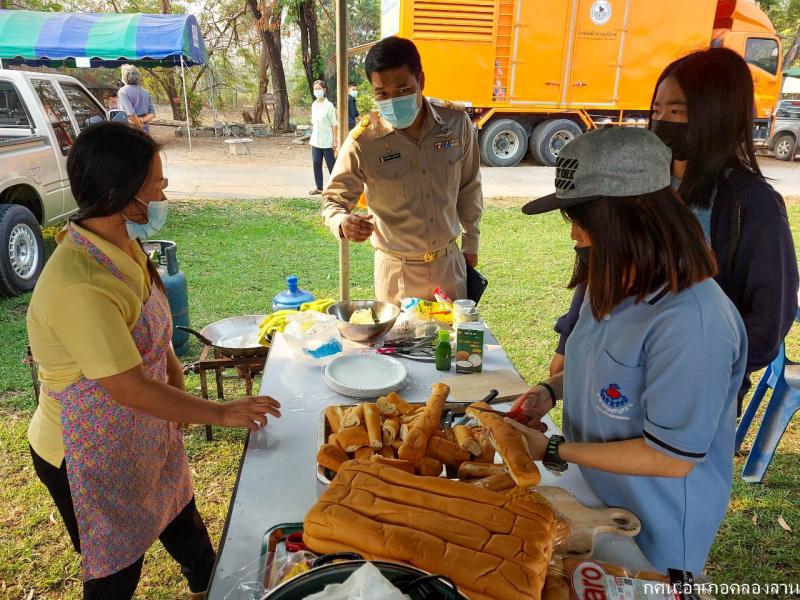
[1,198,799,599]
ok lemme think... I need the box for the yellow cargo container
[381,0,782,166]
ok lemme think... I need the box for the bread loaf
[368,455,415,473]
[304,460,557,600]
[398,383,449,462]
[467,402,541,488]
[336,425,370,453]
[354,446,375,460]
[316,443,350,474]
[415,455,443,477]
[426,436,470,468]
[469,472,516,492]
[458,461,508,479]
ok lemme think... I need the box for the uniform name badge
[379,152,402,163]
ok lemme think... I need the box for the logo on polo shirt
[596,383,632,420]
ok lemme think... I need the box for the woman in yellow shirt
[26,122,281,599]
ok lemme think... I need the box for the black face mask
[575,245,590,267]
[650,119,689,161]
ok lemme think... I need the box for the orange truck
[381,0,783,166]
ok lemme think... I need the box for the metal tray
[316,402,492,485]
[259,522,307,593]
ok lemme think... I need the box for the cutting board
[440,369,530,403]
[536,486,641,558]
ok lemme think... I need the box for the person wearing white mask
[347,82,360,130]
[309,79,339,195]
[26,122,281,599]
[321,36,483,304]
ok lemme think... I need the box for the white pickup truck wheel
[0,204,45,297]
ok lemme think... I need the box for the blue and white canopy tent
[0,9,208,147]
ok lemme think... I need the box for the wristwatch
[543,434,568,473]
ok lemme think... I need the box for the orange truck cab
[382,0,782,166]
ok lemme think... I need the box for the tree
[288,0,322,96]
[758,0,800,69]
[246,0,290,131]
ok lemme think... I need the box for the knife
[450,389,500,427]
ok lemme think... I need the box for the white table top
[207,330,651,599]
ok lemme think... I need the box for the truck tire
[479,119,528,167]
[0,204,45,297]
[772,133,796,161]
[529,119,583,166]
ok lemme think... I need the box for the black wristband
[536,382,557,408]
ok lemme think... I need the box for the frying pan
[176,315,268,358]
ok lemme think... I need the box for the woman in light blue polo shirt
[512,127,747,574]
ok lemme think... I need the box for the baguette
[466,402,541,488]
[415,455,444,477]
[426,436,470,468]
[457,461,508,479]
[316,443,350,474]
[382,418,400,446]
[368,455,415,474]
[354,446,375,460]
[341,404,364,428]
[453,425,482,456]
[325,406,343,434]
[469,472,516,491]
[362,403,383,450]
[398,383,450,462]
[337,425,370,453]
[474,428,497,463]
[376,392,414,416]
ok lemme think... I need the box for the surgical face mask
[574,245,590,267]
[314,89,325,99]
[650,119,689,162]
[349,89,358,98]
[124,196,168,240]
[376,92,420,130]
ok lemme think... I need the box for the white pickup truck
[0,69,113,296]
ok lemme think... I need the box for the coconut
[468,354,482,367]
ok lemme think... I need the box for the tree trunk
[783,29,800,72]
[298,0,322,95]
[252,32,270,123]
[247,0,291,132]
[145,68,185,121]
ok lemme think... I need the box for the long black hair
[67,121,160,220]
[651,48,763,209]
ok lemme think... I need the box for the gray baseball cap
[521,127,672,215]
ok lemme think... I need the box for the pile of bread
[316,382,541,490]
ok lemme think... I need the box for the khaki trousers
[374,243,467,305]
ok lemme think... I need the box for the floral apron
[54,224,194,581]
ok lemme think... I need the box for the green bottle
[435,329,452,371]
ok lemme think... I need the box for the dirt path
[152,125,800,200]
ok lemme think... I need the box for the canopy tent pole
[336,0,349,301]
[180,55,193,150]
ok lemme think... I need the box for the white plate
[323,354,408,399]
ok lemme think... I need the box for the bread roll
[400,412,422,425]
[354,446,375,460]
[457,461,508,479]
[316,443,350,473]
[415,455,443,477]
[453,425,482,456]
[443,427,456,444]
[398,383,449,462]
[325,406,343,434]
[363,403,383,450]
[376,392,414,416]
[426,436,470,468]
[470,472,516,491]
[380,445,396,459]
[399,423,411,441]
[337,425,370,453]
[341,404,364,428]
[467,402,541,488]
[475,430,496,463]
[430,429,446,440]
[328,433,343,450]
[382,418,400,446]
[368,455,415,473]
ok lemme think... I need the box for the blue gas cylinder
[272,275,315,311]
[144,240,191,356]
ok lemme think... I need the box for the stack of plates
[323,354,408,399]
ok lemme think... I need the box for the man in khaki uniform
[321,36,482,305]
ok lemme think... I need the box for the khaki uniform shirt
[321,97,483,256]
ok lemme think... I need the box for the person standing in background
[117,65,156,132]
[348,82,360,130]
[309,80,338,196]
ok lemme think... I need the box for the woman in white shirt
[309,80,338,195]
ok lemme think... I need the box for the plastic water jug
[272,275,315,311]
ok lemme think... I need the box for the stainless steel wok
[177,314,268,358]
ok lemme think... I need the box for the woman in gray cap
[509,127,746,575]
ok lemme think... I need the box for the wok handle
[311,552,364,568]
[175,325,214,347]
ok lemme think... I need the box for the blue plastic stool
[735,344,784,453]
[738,343,800,483]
